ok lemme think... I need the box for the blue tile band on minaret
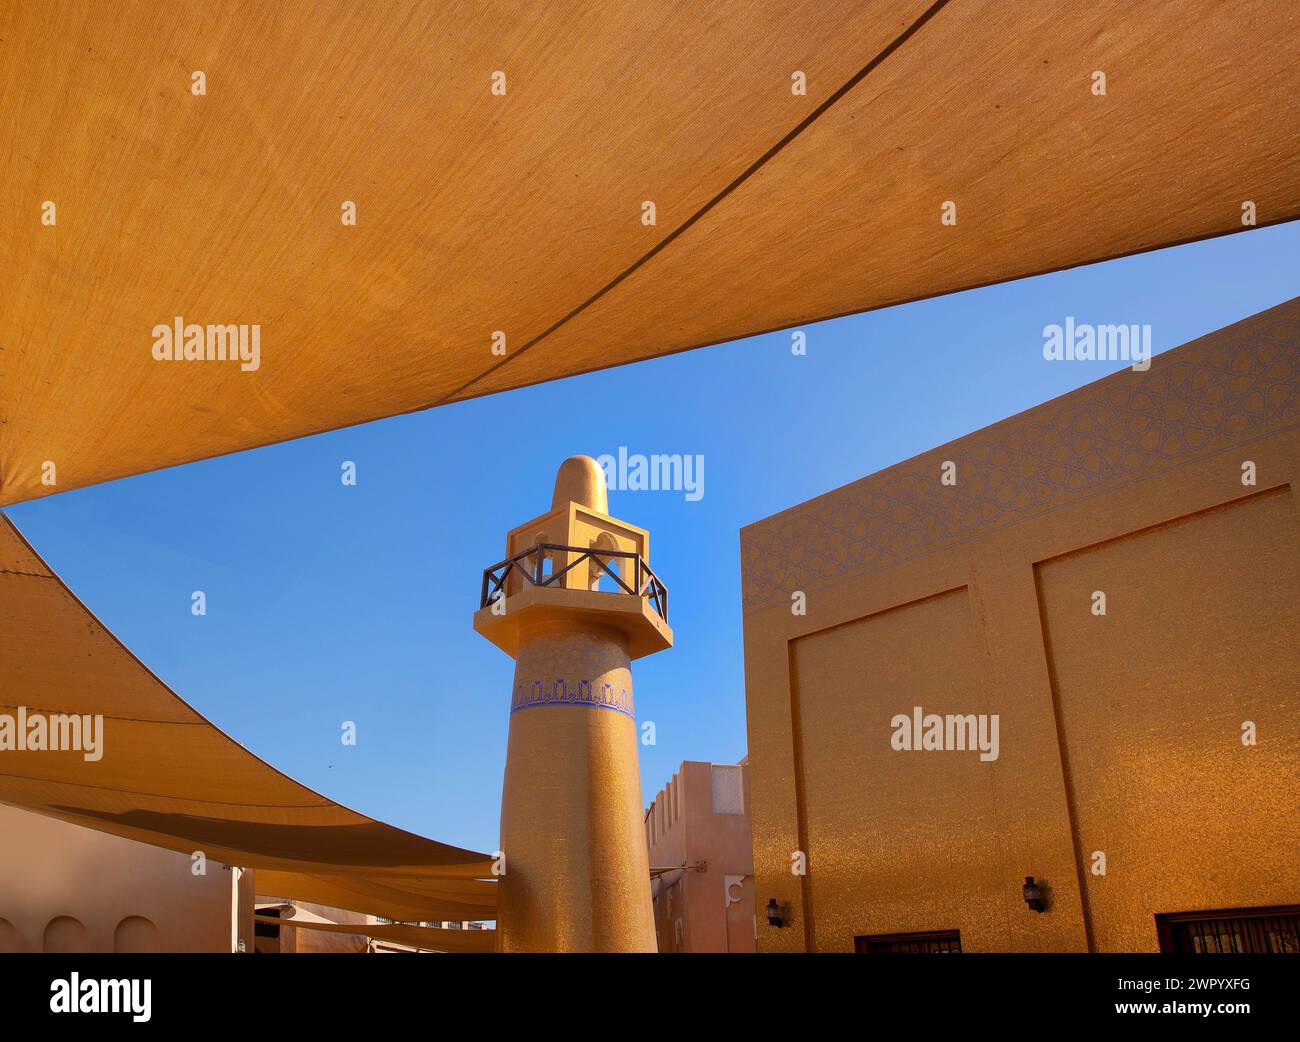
[511,679,634,717]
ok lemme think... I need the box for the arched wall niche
[43,916,89,953]
[114,915,161,953]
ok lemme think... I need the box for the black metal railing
[480,543,667,623]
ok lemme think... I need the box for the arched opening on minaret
[530,531,554,582]
[590,532,621,593]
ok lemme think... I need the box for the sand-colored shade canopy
[253,870,495,927]
[253,913,495,953]
[0,515,496,922]
[2,0,1297,505]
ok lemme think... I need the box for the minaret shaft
[497,619,655,952]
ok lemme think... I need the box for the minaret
[473,456,672,951]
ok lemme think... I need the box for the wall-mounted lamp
[765,898,785,928]
[1022,876,1046,913]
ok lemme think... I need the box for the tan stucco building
[740,299,1300,953]
[646,760,755,953]
[0,803,485,954]
[0,803,255,953]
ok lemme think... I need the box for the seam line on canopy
[0,770,335,809]
[0,703,207,726]
[436,0,953,404]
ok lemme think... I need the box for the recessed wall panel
[790,589,1008,951]
[1036,489,1300,951]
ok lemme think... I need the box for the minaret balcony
[474,542,672,660]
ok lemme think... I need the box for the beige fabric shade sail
[253,913,495,954]
[254,870,494,927]
[0,515,497,922]
[2,0,1297,505]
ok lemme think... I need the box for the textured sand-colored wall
[741,299,1300,951]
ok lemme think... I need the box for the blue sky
[7,222,1297,856]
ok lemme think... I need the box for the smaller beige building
[254,901,371,954]
[0,803,255,952]
[646,761,755,953]
[0,803,486,954]
[253,899,493,953]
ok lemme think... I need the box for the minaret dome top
[551,455,608,513]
